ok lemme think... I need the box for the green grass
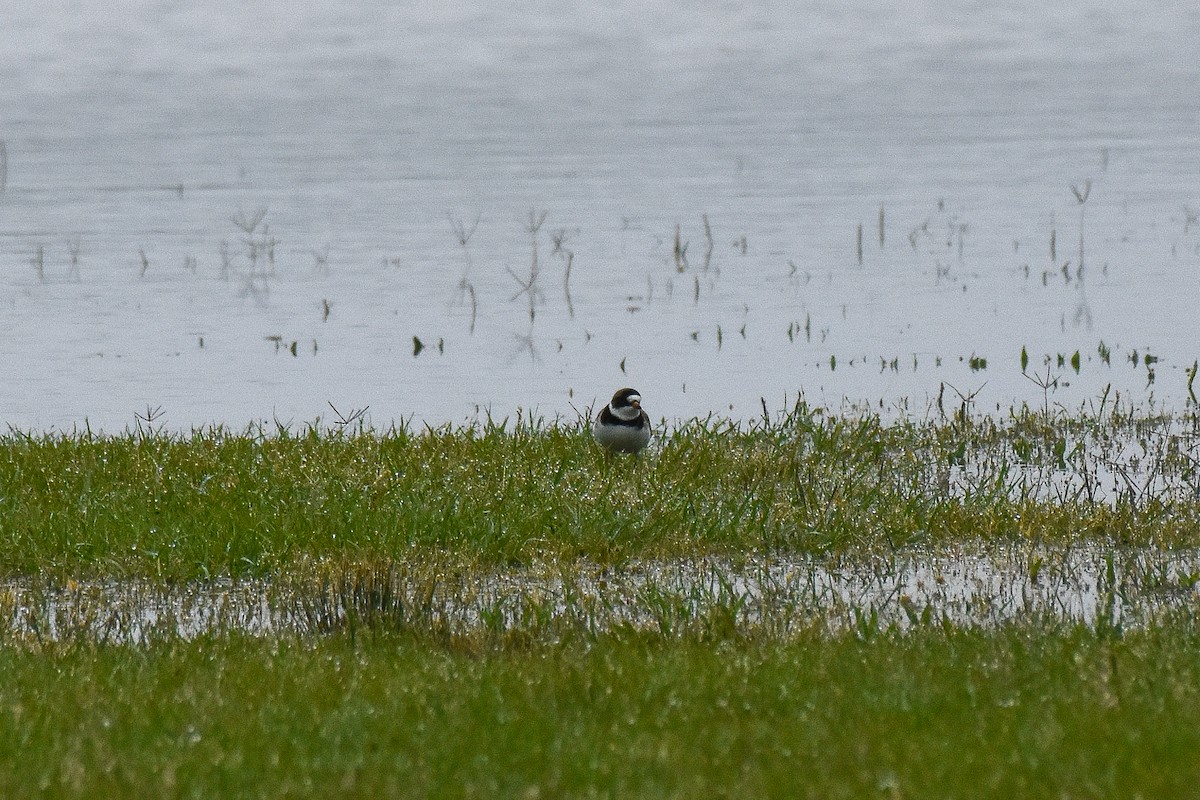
[2,623,1199,799]
[3,400,1200,580]
[5,402,1200,796]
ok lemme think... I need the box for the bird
[593,387,651,454]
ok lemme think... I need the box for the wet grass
[5,401,1200,796]
[3,399,1200,581]
[3,622,1200,799]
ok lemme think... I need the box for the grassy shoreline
[3,623,1200,798]
[5,403,1200,797]
[3,400,1200,581]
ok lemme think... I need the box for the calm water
[8,545,1197,641]
[2,1,1198,431]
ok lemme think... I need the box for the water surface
[5,545,1194,642]
[2,1,1198,430]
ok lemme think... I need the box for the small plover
[593,387,651,454]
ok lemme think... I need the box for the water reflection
[4,544,1196,644]
[0,2,1197,430]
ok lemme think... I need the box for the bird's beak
[631,400,641,409]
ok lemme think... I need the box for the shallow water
[5,545,1196,643]
[2,1,1199,431]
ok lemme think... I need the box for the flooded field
[1,1,1199,431]
[6,544,1197,644]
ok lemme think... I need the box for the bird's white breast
[593,415,651,453]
